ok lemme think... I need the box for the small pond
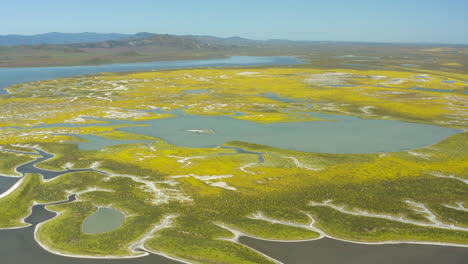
[82,208,125,234]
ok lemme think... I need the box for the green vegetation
[0,150,38,176]
[308,206,468,244]
[0,174,40,228]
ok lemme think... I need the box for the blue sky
[2,0,467,44]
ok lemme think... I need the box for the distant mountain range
[0,32,132,46]
[67,34,217,50]
[2,32,466,48]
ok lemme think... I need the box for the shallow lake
[82,208,125,234]
[118,113,459,154]
[64,134,155,150]
[0,56,302,94]
[35,111,460,153]
[184,89,210,94]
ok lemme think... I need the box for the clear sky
[2,0,467,44]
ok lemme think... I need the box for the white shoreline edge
[33,196,147,260]
[0,175,25,199]
[216,215,468,249]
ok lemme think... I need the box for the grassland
[0,55,467,263]
[0,150,38,176]
[0,44,227,68]
[2,66,467,128]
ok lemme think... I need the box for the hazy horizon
[2,31,468,46]
[2,0,468,44]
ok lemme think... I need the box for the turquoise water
[184,89,210,94]
[64,134,154,151]
[20,110,459,154]
[117,113,459,154]
[82,208,125,234]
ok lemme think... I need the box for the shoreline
[0,55,302,96]
[19,206,468,261]
[1,188,467,263]
[0,132,466,262]
[0,54,230,70]
[0,145,467,253]
[2,182,466,261]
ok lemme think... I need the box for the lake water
[411,87,456,93]
[184,89,210,94]
[82,208,125,234]
[64,134,155,151]
[241,237,468,264]
[119,113,459,154]
[0,176,19,195]
[0,56,302,94]
[35,112,459,153]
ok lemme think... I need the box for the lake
[119,113,459,154]
[82,208,125,234]
[0,56,302,94]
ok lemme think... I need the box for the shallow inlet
[0,176,20,196]
[0,227,182,264]
[0,148,96,198]
[63,134,155,151]
[184,89,210,94]
[410,87,456,93]
[82,208,125,234]
[240,237,468,264]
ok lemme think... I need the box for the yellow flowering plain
[0,66,467,263]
